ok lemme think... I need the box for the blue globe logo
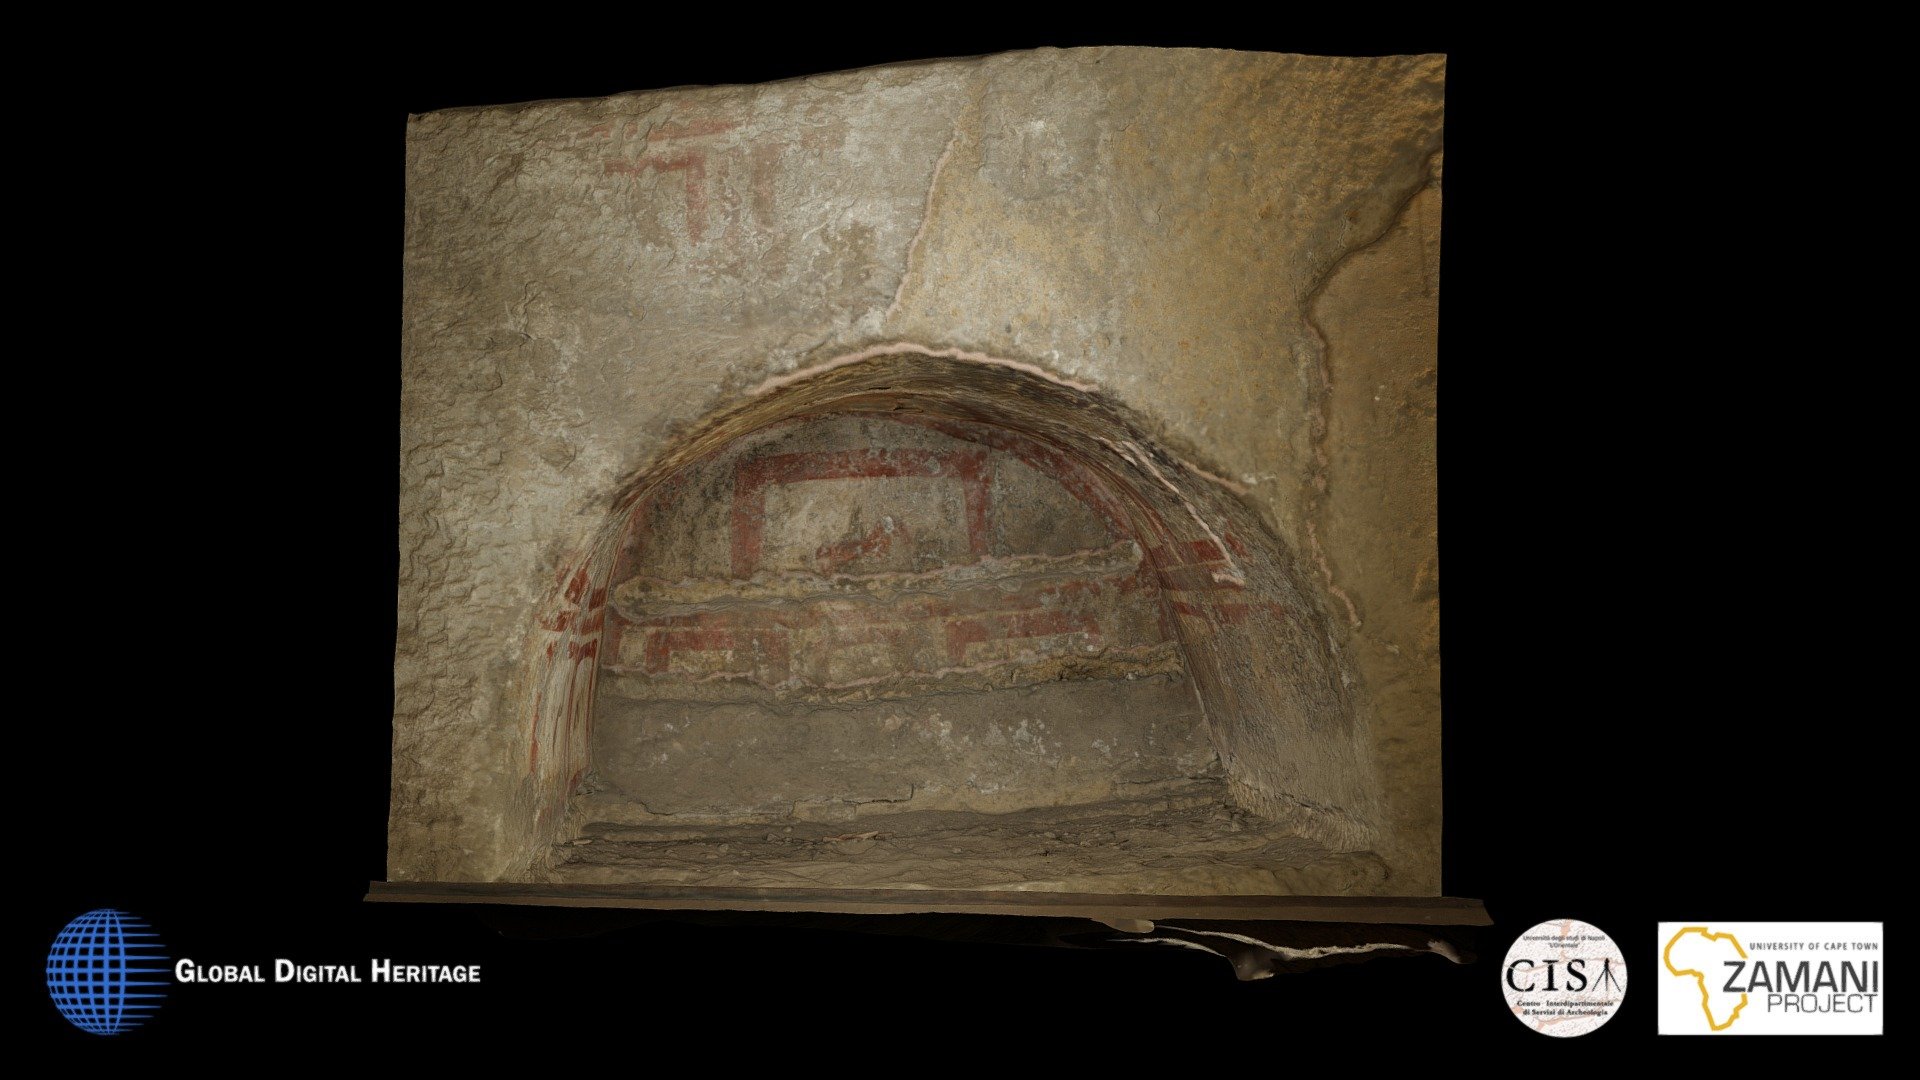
[46,909,169,1035]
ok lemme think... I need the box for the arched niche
[518,349,1381,893]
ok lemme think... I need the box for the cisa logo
[46,909,170,1036]
[1659,922,1883,1035]
[1500,918,1628,1036]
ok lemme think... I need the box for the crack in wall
[882,123,963,325]
[749,341,1101,396]
[1109,437,1245,587]
[1295,147,1445,632]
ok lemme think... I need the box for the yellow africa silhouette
[1663,926,1750,1031]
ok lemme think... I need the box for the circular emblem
[46,909,169,1035]
[1501,918,1628,1036]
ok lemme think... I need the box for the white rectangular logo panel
[1658,922,1884,1035]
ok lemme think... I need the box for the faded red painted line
[729,448,989,577]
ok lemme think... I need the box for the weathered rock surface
[547,779,1387,896]
[395,46,1444,894]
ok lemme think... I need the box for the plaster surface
[394,47,1444,894]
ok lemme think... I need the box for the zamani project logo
[1659,922,1883,1035]
[46,909,170,1036]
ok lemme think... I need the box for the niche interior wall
[377,47,1468,925]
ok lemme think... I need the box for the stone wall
[394,46,1444,892]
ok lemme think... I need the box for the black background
[27,26,1883,1054]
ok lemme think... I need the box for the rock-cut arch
[517,346,1380,883]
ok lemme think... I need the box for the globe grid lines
[46,909,169,1035]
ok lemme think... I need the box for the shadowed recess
[516,349,1382,894]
